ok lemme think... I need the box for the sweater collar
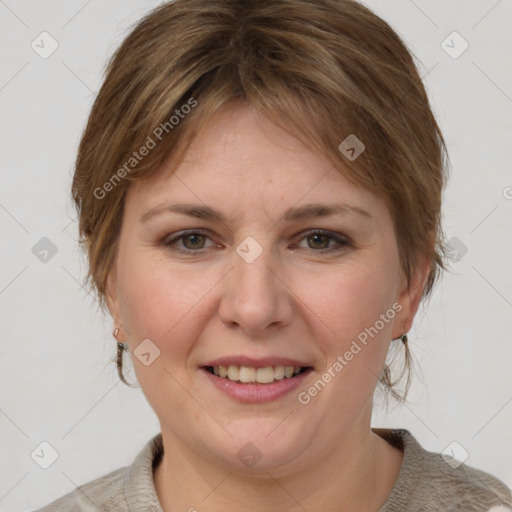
[123,429,419,511]
[125,433,164,511]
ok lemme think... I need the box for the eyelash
[162,229,352,255]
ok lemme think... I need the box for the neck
[154,408,402,512]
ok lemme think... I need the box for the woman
[35,0,511,510]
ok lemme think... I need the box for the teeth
[227,365,239,381]
[239,366,256,383]
[256,367,274,383]
[211,365,305,384]
[274,366,285,380]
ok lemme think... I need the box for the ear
[105,266,124,340]
[392,251,432,339]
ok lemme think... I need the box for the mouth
[199,356,315,403]
[200,363,314,403]
[202,365,312,385]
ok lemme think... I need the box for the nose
[218,242,294,335]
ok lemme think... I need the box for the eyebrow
[139,202,372,224]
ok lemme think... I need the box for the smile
[201,365,314,403]
[205,365,308,384]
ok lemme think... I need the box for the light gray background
[1,1,511,510]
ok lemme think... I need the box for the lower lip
[201,368,313,403]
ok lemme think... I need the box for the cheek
[116,250,220,354]
[295,257,400,392]
[297,262,399,414]
[304,259,398,337]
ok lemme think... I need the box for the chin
[213,417,314,473]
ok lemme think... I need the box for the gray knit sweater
[33,429,511,511]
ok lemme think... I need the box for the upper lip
[202,356,313,369]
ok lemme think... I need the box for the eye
[162,228,352,255]
[163,230,217,254]
[293,229,352,253]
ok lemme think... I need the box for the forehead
[124,103,387,224]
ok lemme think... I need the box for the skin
[107,102,430,511]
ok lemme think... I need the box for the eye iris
[183,234,205,249]
[308,233,329,249]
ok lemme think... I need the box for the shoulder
[32,433,164,512]
[376,428,512,512]
[31,466,127,512]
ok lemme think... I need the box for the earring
[113,326,127,351]
[392,323,408,344]
[113,326,130,384]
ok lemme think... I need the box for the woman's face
[107,103,425,475]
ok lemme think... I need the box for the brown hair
[73,0,451,398]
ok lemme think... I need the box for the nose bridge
[218,235,293,333]
[234,239,275,294]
